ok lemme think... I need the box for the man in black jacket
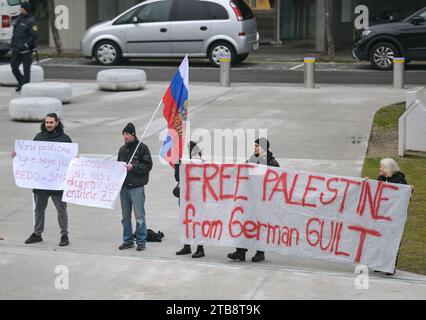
[10,2,38,92]
[227,138,280,263]
[12,113,73,246]
[117,123,153,252]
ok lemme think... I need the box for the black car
[353,7,426,70]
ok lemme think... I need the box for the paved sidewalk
[1,82,425,299]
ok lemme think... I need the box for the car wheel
[208,42,236,67]
[369,42,400,70]
[94,41,121,66]
[0,50,9,58]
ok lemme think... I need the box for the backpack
[147,229,165,242]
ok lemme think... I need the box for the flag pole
[128,99,163,164]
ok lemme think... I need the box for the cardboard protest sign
[62,157,127,209]
[179,163,412,273]
[13,140,79,190]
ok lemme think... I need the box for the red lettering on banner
[266,171,303,206]
[203,164,219,202]
[263,169,279,201]
[306,217,349,257]
[302,175,325,208]
[348,225,381,263]
[229,207,244,238]
[183,204,223,240]
[228,206,299,245]
[357,181,397,221]
[319,177,339,205]
[234,164,255,201]
[334,222,350,257]
[185,164,203,202]
[219,164,235,201]
[339,178,361,213]
[374,183,399,221]
[268,172,290,202]
[184,204,195,239]
[288,174,303,205]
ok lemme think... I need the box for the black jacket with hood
[11,13,38,54]
[247,151,280,168]
[118,140,153,189]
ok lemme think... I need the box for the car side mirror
[411,16,425,25]
[132,16,139,24]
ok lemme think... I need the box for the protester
[175,141,206,258]
[227,138,280,263]
[10,2,38,92]
[375,158,411,276]
[117,123,153,252]
[12,113,72,246]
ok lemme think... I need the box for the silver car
[81,0,259,67]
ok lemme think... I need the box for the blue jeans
[120,186,147,246]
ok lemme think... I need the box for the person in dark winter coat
[228,138,280,263]
[10,2,38,92]
[117,123,153,252]
[375,158,411,276]
[12,113,72,247]
[377,158,407,185]
[175,141,206,258]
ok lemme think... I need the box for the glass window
[114,7,141,25]
[7,0,22,5]
[175,0,210,21]
[205,2,229,20]
[137,1,173,23]
[420,10,426,19]
[234,0,254,19]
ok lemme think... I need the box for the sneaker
[176,245,191,255]
[252,251,265,263]
[119,243,134,250]
[227,251,246,261]
[59,235,69,247]
[192,249,205,259]
[25,233,43,244]
[136,244,146,252]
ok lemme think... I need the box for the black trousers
[11,51,33,86]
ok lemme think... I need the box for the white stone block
[0,64,44,86]
[97,69,147,91]
[9,97,63,122]
[22,82,73,104]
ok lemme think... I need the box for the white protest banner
[180,163,412,273]
[13,140,79,190]
[62,157,127,209]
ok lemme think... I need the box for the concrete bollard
[220,52,231,87]
[393,57,405,89]
[304,57,316,89]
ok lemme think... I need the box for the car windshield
[404,8,426,21]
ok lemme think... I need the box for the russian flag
[160,56,189,166]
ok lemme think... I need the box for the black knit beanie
[122,123,136,136]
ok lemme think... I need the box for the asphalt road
[1,56,426,85]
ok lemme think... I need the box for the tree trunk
[324,0,335,61]
[47,0,63,55]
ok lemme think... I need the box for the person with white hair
[377,158,407,185]
[376,158,409,276]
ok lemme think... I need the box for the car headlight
[361,29,372,37]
